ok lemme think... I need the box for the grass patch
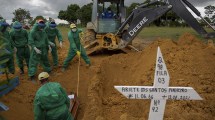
[57,26,214,42]
[138,27,214,41]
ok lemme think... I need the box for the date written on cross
[117,86,202,100]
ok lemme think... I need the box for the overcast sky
[0,0,214,23]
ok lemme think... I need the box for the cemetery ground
[0,27,215,120]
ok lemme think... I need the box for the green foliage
[126,1,182,27]
[212,15,215,23]
[12,8,31,24]
[139,27,197,40]
[109,4,117,13]
[58,10,67,21]
[204,5,215,18]
[127,3,140,16]
[204,5,215,24]
[143,0,151,4]
[58,4,80,23]
[76,3,93,25]
[204,17,211,23]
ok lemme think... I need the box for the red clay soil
[0,33,215,120]
[82,33,215,120]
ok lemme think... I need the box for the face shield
[13,24,22,31]
[49,22,57,29]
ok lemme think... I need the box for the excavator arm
[117,0,215,49]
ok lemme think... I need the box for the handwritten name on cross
[115,47,202,120]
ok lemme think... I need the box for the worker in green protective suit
[28,20,53,81]
[0,19,15,74]
[34,72,73,120]
[45,21,63,67]
[10,21,30,74]
[62,23,90,71]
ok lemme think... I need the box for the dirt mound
[83,33,215,120]
[0,33,214,120]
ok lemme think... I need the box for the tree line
[3,2,215,27]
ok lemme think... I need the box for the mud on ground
[0,33,215,120]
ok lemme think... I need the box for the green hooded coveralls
[34,82,73,120]
[45,22,63,66]
[0,19,15,73]
[63,29,90,68]
[28,23,51,77]
[10,21,30,70]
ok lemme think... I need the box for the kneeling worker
[34,72,73,120]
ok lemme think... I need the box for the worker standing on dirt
[45,21,63,67]
[62,23,90,71]
[10,21,30,74]
[28,20,53,82]
[34,72,74,120]
[0,19,15,74]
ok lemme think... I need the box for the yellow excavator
[84,0,215,54]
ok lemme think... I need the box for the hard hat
[70,23,76,29]
[38,72,49,81]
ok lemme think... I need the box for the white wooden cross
[115,47,202,120]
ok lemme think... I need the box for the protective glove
[59,41,63,48]
[14,47,17,53]
[79,32,84,39]
[76,51,81,57]
[79,32,84,36]
[49,41,55,47]
[34,47,42,54]
[48,45,52,53]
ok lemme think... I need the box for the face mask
[71,28,77,32]
[108,11,112,13]
[50,27,55,30]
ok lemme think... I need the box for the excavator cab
[84,0,215,55]
[85,0,127,54]
[89,0,126,33]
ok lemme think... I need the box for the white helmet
[38,72,49,81]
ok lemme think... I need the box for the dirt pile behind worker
[0,33,214,120]
[83,33,215,120]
